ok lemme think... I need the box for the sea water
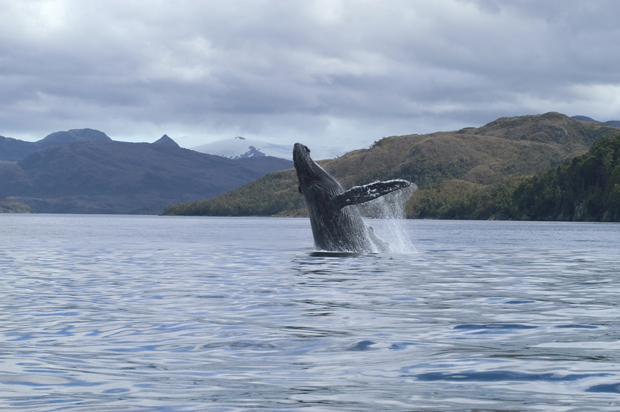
[1,214,619,411]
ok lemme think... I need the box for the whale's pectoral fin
[330,179,414,209]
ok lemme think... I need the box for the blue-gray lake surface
[1,215,619,411]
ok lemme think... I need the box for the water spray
[360,183,417,253]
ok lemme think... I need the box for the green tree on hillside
[514,134,620,221]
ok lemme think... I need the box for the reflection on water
[1,215,620,411]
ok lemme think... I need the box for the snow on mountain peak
[192,137,345,161]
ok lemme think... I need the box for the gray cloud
[1,0,620,150]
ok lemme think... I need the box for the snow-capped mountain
[192,136,345,161]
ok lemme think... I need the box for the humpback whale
[293,143,413,253]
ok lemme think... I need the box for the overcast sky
[2,0,620,150]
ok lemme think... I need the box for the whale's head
[293,143,342,197]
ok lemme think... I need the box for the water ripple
[1,216,620,411]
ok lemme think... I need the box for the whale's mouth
[293,143,311,161]
[294,143,310,153]
[294,142,340,194]
[293,143,314,180]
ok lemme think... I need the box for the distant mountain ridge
[571,115,620,128]
[152,134,180,148]
[0,129,293,214]
[192,136,345,161]
[0,128,112,161]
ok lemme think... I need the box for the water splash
[360,183,417,253]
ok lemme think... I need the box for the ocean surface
[1,214,619,411]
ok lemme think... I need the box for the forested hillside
[164,112,620,218]
[514,133,620,221]
[412,134,620,221]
